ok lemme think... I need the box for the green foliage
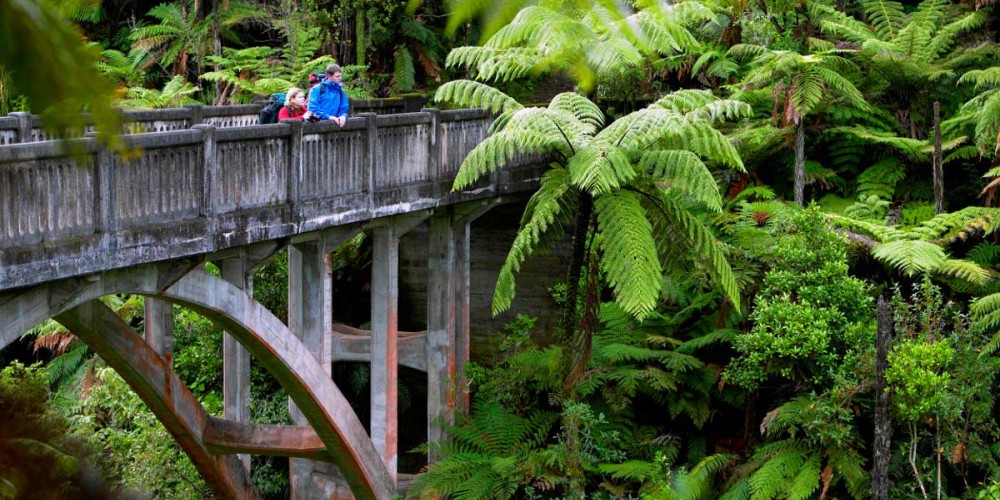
[119,74,201,109]
[69,366,210,498]
[885,339,953,420]
[408,400,560,499]
[0,362,129,499]
[0,0,125,151]
[726,208,874,389]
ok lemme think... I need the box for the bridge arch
[0,259,393,500]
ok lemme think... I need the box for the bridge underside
[0,202,507,499]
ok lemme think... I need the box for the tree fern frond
[548,92,604,131]
[933,259,991,286]
[660,195,741,311]
[434,79,523,114]
[642,150,722,211]
[568,141,635,195]
[872,240,947,276]
[595,191,662,319]
[493,169,574,315]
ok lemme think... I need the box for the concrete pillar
[370,225,399,486]
[426,212,456,462]
[453,219,472,417]
[287,241,334,422]
[287,239,335,499]
[220,258,252,472]
[143,299,174,358]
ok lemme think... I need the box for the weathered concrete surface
[0,109,527,293]
[203,418,330,461]
[330,322,427,371]
[220,257,253,472]
[370,225,400,486]
[54,300,257,500]
[0,264,394,500]
[425,211,456,461]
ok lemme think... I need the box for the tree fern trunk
[873,295,893,500]
[794,119,805,206]
[561,191,592,346]
[933,101,944,214]
[561,193,596,499]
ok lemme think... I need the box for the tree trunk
[213,0,222,102]
[873,294,894,500]
[355,8,366,67]
[560,192,595,499]
[933,101,944,214]
[794,119,806,206]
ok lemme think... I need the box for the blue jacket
[308,79,349,120]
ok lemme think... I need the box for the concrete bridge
[0,104,544,499]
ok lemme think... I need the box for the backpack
[258,92,286,124]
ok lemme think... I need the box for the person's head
[285,87,306,109]
[325,64,343,84]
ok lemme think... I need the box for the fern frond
[642,150,722,211]
[595,191,662,319]
[872,240,947,276]
[548,92,604,132]
[434,79,523,114]
[568,140,635,195]
[492,169,574,315]
[934,259,990,286]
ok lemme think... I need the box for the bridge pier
[220,258,253,472]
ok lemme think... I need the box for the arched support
[54,300,258,500]
[159,269,394,499]
[1,261,394,500]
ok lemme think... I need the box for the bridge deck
[0,109,542,292]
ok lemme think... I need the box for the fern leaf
[872,240,947,276]
[595,191,662,319]
[434,79,523,114]
[642,150,722,211]
[492,169,573,315]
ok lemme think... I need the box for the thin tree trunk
[212,0,222,102]
[933,101,944,214]
[936,414,942,500]
[873,294,894,500]
[794,119,806,206]
[911,423,929,500]
[561,192,595,499]
[355,8,366,67]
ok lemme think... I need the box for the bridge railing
[0,107,547,291]
[0,96,426,144]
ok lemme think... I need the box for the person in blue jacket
[308,64,349,126]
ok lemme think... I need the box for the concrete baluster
[286,119,304,221]
[184,104,204,128]
[360,112,377,208]
[10,112,31,144]
[424,108,442,199]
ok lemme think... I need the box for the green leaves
[595,191,661,319]
[872,240,948,276]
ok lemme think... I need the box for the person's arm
[307,85,328,120]
[336,88,350,120]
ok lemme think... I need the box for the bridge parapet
[0,108,544,292]
[0,97,427,144]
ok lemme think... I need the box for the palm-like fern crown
[444,1,710,91]
[728,44,869,123]
[815,0,987,86]
[436,82,750,319]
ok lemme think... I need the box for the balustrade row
[0,108,507,291]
